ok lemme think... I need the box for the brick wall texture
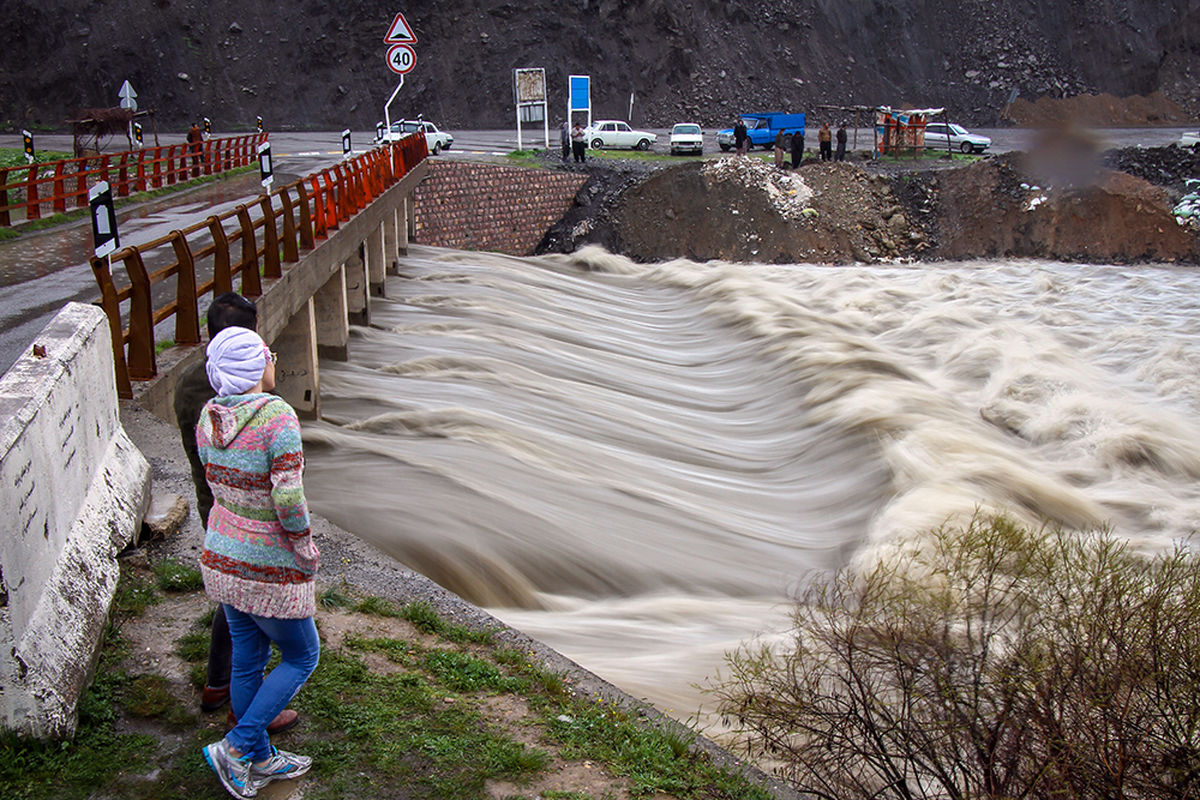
[413,161,587,255]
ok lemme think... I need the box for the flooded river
[302,244,1200,725]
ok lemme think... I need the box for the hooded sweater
[196,393,318,618]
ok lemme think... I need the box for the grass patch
[0,148,73,169]
[504,149,547,167]
[318,581,355,610]
[1,579,778,800]
[153,339,174,355]
[152,558,202,593]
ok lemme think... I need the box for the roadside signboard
[569,75,592,129]
[89,181,119,259]
[376,121,385,141]
[133,122,143,146]
[258,141,273,189]
[513,68,549,150]
[256,116,264,133]
[21,130,34,164]
[342,128,352,158]
[386,43,416,74]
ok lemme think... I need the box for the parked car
[1181,130,1200,150]
[669,123,703,155]
[924,122,991,154]
[386,119,454,154]
[716,113,806,151]
[586,120,657,151]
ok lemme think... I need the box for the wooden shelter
[873,106,945,157]
[67,107,156,157]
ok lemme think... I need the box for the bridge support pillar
[366,223,386,298]
[313,266,349,362]
[344,244,369,327]
[384,210,400,276]
[272,297,320,420]
[400,196,411,254]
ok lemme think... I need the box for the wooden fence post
[122,249,157,379]
[259,196,281,280]
[170,231,201,346]
[235,205,262,296]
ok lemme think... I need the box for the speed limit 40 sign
[386,43,416,74]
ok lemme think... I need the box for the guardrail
[0,134,267,227]
[90,132,428,398]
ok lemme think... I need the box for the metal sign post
[21,130,34,164]
[256,116,264,133]
[133,122,143,147]
[89,181,119,259]
[257,141,273,189]
[383,76,405,136]
[203,117,212,138]
[382,12,418,138]
[375,121,385,142]
[342,129,352,158]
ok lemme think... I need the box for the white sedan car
[586,120,657,151]
[924,122,991,154]
[669,123,703,155]
[386,119,454,154]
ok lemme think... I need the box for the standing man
[774,128,787,168]
[187,121,204,176]
[175,292,299,737]
[571,122,587,163]
[790,125,805,168]
[835,124,848,161]
[734,117,748,156]
[560,121,570,162]
[819,122,833,161]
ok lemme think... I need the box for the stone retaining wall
[0,303,150,737]
[413,161,586,255]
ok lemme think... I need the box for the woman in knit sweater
[197,326,320,799]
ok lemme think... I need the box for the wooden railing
[0,134,267,227]
[90,133,429,398]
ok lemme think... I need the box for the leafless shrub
[714,514,1200,800]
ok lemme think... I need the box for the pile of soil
[1003,92,1191,127]
[1102,145,1200,196]
[538,150,1200,265]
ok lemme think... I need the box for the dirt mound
[1003,92,1191,127]
[926,157,1197,262]
[1101,145,1200,196]
[610,159,924,264]
[538,150,1199,265]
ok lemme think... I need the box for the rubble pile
[700,157,814,220]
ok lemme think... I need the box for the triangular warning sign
[383,13,417,44]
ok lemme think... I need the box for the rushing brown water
[303,244,1200,724]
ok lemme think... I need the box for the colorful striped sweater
[196,393,318,618]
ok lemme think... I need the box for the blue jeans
[222,605,320,762]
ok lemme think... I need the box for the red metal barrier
[90,134,428,397]
[0,133,268,227]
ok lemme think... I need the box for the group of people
[732,118,849,168]
[177,292,321,798]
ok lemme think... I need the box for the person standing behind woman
[199,327,320,799]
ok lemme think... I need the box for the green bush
[714,514,1200,800]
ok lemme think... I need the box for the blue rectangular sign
[569,75,590,111]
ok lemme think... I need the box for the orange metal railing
[90,133,428,398]
[0,134,268,227]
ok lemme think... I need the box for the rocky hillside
[2,0,1197,132]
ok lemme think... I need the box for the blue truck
[716,112,807,151]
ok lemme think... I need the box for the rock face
[0,0,1196,131]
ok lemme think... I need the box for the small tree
[713,514,1200,800]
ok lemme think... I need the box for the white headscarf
[206,326,268,396]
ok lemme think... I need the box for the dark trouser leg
[206,603,233,690]
[562,143,570,160]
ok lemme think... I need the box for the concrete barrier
[0,303,150,738]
